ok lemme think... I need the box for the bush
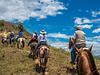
[0,20,5,31]
[17,22,24,31]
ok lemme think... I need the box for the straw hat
[74,25,81,30]
[40,30,46,34]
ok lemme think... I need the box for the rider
[27,32,38,46]
[16,30,23,41]
[38,30,47,47]
[1,30,8,43]
[9,31,15,44]
[70,25,86,64]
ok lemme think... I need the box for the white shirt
[39,34,47,42]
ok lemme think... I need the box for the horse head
[39,45,49,57]
[75,45,99,75]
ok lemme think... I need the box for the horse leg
[35,64,41,73]
[32,49,35,60]
[1,39,4,46]
[42,67,46,75]
[17,42,19,48]
[28,48,33,58]
[22,40,25,48]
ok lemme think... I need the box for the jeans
[71,44,82,64]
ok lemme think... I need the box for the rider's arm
[74,33,77,43]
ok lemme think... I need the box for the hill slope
[0,21,100,75]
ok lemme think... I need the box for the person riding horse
[16,30,23,41]
[9,31,15,45]
[35,30,49,74]
[16,30,26,48]
[37,30,47,49]
[1,30,9,46]
[28,32,38,58]
[70,25,86,65]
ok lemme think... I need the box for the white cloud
[92,11,100,17]
[86,41,100,56]
[74,17,83,24]
[92,28,100,33]
[80,24,93,29]
[47,33,72,39]
[83,18,91,23]
[75,17,100,25]
[0,0,66,21]
[91,18,100,23]
[74,17,91,25]
[93,36,100,39]
[49,41,68,50]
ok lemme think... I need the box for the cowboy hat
[74,25,81,30]
[40,30,46,34]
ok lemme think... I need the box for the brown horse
[28,42,38,59]
[35,45,49,74]
[75,46,99,75]
[69,37,99,75]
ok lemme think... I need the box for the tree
[0,20,5,31]
[17,22,24,31]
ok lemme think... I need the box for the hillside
[0,21,100,75]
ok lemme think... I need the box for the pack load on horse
[68,26,100,75]
[35,30,49,74]
[28,32,38,59]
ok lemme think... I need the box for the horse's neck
[81,52,93,75]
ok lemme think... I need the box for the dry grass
[0,45,100,75]
[0,21,100,75]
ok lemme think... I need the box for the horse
[8,36,16,47]
[1,37,9,47]
[35,45,49,75]
[69,37,99,75]
[28,42,38,59]
[75,46,99,75]
[1,32,9,47]
[17,37,25,49]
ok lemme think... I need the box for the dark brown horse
[35,45,49,75]
[28,42,38,59]
[69,37,99,75]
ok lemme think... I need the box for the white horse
[17,37,26,49]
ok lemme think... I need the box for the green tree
[17,22,24,31]
[0,20,5,31]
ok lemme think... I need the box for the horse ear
[89,44,93,51]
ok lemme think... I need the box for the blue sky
[0,0,100,55]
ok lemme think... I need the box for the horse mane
[84,50,99,75]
